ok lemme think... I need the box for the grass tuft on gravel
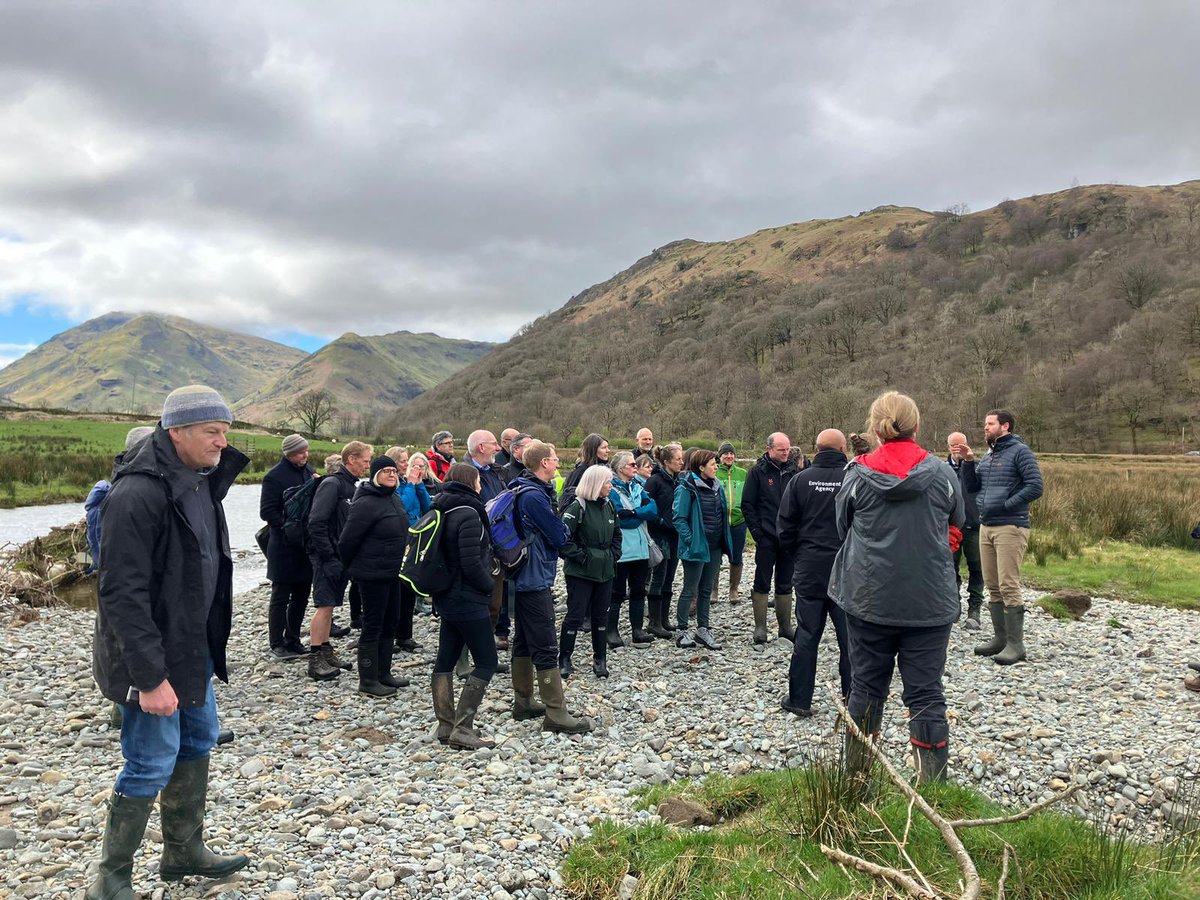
[562,767,1200,899]
[1024,536,1200,611]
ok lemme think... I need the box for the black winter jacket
[94,428,248,708]
[557,462,588,513]
[308,467,359,566]
[338,482,409,580]
[742,454,799,542]
[777,448,848,598]
[961,434,1043,528]
[260,455,315,582]
[430,482,495,621]
[471,459,506,505]
[501,458,526,485]
[946,456,981,529]
[644,464,680,554]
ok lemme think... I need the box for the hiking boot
[322,644,352,671]
[158,757,249,881]
[308,648,341,681]
[694,627,722,650]
[357,642,396,697]
[270,645,305,661]
[395,638,420,653]
[432,673,455,744]
[511,656,546,720]
[84,791,155,900]
[963,602,982,631]
[728,564,743,604]
[448,676,495,751]
[1186,673,1200,692]
[537,668,592,734]
[558,627,578,680]
[377,641,409,688]
[751,591,770,644]
[994,606,1027,665]
[283,639,307,656]
[973,603,1007,656]
[646,595,674,639]
[330,623,351,639]
[775,594,796,641]
[780,696,813,717]
[676,628,696,648]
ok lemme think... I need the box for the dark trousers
[787,593,852,709]
[611,559,649,621]
[564,576,612,631]
[358,578,401,648]
[434,617,498,681]
[846,613,951,743]
[725,522,747,566]
[494,579,514,637]
[395,580,418,643]
[649,554,679,604]
[751,535,795,595]
[268,580,311,648]
[953,526,985,607]
[513,588,559,671]
[348,580,362,623]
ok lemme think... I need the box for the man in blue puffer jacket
[953,409,1043,666]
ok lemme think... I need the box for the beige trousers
[979,525,1030,608]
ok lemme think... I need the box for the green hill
[232,331,495,428]
[0,312,307,414]
[394,181,1200,453]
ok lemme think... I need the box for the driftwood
[1,519,91,606]
[822,684,1083,900]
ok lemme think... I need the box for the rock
[1053,589,1092,618]
[618,873,640,899]
[0,827,19,849]
[1107,763,1128,780]
[657,797,716,827]
[240,758,266,778]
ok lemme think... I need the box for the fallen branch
[949,781,1082,828]
[827,685,982,900]
[820,844,938,899]
[996,845,1011,900]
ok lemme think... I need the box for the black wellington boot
[558,626,578,680]
[158,757,249,881]
[85,791,155,899]
[357,642,396,697]
[910,719,950,784]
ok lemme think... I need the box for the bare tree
[1116,261,1168,310]
[289,389,338,435]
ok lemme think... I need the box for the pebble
[1,568,1197,898]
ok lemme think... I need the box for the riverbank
[2,566,1199,898]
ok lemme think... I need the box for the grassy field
[0,416,345,508]
[563,766,1200,899]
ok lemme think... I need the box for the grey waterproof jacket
[960,434,1043,528]
[828,454,965,628]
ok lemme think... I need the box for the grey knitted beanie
[281,433,309,454]
[124,425,155,450]
[161,385,233,428]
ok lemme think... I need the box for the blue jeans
[115,660,219,798]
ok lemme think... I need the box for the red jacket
[427,447,454,481]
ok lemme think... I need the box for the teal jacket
[609,477,656,562]
[672,473,732,563]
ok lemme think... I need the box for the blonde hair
[407,452,429,476]
[576,465,614,502]
[385,445,408,461]
[868,391,920,442]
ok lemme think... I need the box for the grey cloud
[0,1,1197,344]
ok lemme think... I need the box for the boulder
[657,796,716,827]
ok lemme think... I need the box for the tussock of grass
[1035,594,1076,620]
[1025,538,1200,611]
[562,767,1200,900]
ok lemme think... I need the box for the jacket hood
[756,453,796,474]
[355,480,395,501]
[851,453,946,503]
[84,481,112,510]
[433,481,487,514]
[112,426,248,503]
[811,448,848,468]
[857,439,929,478]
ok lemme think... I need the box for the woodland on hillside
[393,184,1200,453]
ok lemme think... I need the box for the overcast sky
[0,1,1196,365]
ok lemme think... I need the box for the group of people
[85,376,1197,900]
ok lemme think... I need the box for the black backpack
[281,477,322,549]
[400,507,468,597]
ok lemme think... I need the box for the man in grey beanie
[86,385,250,898]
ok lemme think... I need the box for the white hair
[575,465,614,502]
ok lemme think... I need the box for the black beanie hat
[369,455,397,483]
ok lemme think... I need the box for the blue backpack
[485,485,533,574]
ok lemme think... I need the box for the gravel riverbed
[1,564,1198,899]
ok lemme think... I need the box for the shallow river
[0,484,270,600]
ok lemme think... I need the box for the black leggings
[394,580,418,642]
[358,578,400,647]
[563,576,612,631]
[434,617,498,681]
[268,580,310,647]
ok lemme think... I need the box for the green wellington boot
[994,606,1027,665]
[973,603,1007,656]
[85,791,155,900]
[157,757,249,881]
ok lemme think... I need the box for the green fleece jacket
[717,462,748,527]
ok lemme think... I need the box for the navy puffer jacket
[961,435,1043,528]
